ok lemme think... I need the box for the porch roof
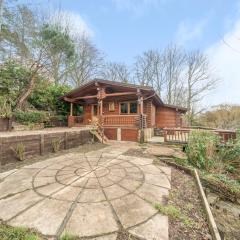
[60,79,187,112]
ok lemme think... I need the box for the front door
[92,104,98,123]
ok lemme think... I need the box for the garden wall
[0,129,92,166]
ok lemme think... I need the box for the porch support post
[70,102,73,116]
[137,89,144,143]
[140,96,143,115]
[97,87,105,125]
[99,100,103,116]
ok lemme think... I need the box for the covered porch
[62,80,152,129]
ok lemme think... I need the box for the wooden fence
[163,128,237,144]
[0,129,92,166]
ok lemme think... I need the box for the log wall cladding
[0,129,92,166]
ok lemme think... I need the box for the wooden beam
[64,97,75,103]
[105,92,136,97]
[75,94,98,100]
[74,91,136,100]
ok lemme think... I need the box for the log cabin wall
[83,105,92,124]
[103,101,120,115]
[143,100,153,128]
[155,106,182,128]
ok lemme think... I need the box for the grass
[0,225,40,240]
[154,203,195,228]
[60,232,78,240]
[0,225,79,240]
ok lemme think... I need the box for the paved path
[0,143,170,240]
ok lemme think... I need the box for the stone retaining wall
[0,129,92,166]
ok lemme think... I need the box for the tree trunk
[15,73,36,110]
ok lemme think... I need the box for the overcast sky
[38,0,240,106]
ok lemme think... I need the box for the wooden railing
[68,114,148,128]
[163,128,237,144]
[164,128,190,143]
[68,115,84,127]
[102,115,140,127]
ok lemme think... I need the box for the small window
[130,102,138,113]
[120,103,128,114]
[109,102,115,112]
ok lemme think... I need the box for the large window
[130,102,138,113]
[120,101,138,114]
[120,102,128,114]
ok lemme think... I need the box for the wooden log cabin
[60,79,187,142]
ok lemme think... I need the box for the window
[109,102,115,112]
[130,102,138,113]
[120,103,128,114]
[120,101,138,114]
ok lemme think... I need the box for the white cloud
[112,0,165,16]
[176,18,208,45]
[50,10,94,38]
[205,19,240,106]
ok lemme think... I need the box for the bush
[13,110,48,124]
[186,130,219,171]
[0,97,12,118]
[28,82,71,116]
[217,139,240,174]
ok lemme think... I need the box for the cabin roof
[61,78,187,112]
[163,104,188,113]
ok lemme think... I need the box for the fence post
[163,129,167,142]
[64,132,67,149]
[0,138,2,167]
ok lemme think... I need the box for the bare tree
[185,50,218,124]
[69,36,103,87]
[134,50,156,86]
[102,62,131,83]
[162,44,186,105]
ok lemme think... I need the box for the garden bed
[155,161,212,240]
[158,156,240,240]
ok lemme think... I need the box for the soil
[167,166,211,240]
[0,143,106,173]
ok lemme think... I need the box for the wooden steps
[90,128,108,144]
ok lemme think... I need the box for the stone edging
[159,159,221,240]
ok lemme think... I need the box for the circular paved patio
[0,144,171,240]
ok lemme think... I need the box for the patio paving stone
[0,142,171,239]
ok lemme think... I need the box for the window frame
[119,101,138,115]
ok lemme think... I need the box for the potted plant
[0,98,13,131]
